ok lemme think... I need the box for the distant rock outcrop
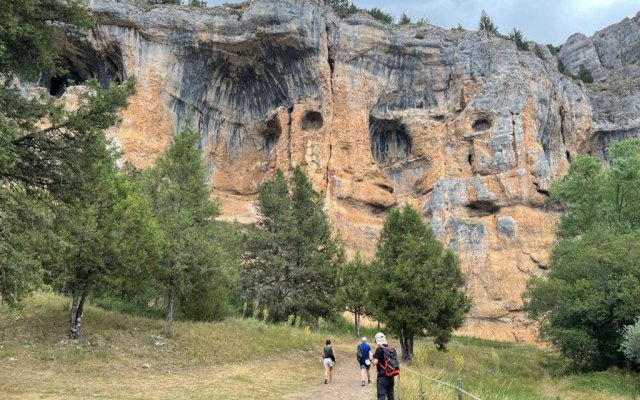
[56,0,640,342]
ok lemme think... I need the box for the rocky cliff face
[62,0,640,342]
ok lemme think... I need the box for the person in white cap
[356,336,373,386]
[371,332,399,400]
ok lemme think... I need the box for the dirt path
[288,344,373,400]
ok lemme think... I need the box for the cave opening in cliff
[472,117,492,132]
[466,200,500,216]
[302,111,323,131]
[46,63,86,97]
[369,117,411,164]
[262,116,281,155]
[471,112,493,132]
[44,42,125,97]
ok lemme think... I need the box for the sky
[205,0,640,45]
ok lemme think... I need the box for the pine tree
[141,128,232,323]
[242,167,344,323]
[45,124,162,339]
[368,204,470,363]
[478,10,498,34]
[509,28,529,51]
[336,252,369,336]
[0,0,137,307]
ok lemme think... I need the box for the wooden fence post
[457,377,463,400]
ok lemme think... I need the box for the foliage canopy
[525,139,640,370]
[242,167,344,323]
[368,204,470,362]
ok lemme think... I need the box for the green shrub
[509,28,529,51]
[621,317,640,365]
[578,64,594,83]
[328,0,359,18]
[547,44,562,55]
[525,141,640,371]
[91,295,164,319]
[399,12,411,25]
[368,7,393,24]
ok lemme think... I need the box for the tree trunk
[167,288,175,322]
[69,288,87,339]
[399,328,414,365]
[354,309,360,337]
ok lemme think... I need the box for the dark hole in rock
[431,114,445,121]
[467,153,474,167]
[370,117,411,164]
[46,62,87,97]
[472,118,492,131]
[566,150,572,162]
[466,200,500,216]
[262,117,281,154]
[301,111,323,131]
[49,75,68,97]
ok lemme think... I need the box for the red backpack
[380,345,400,377]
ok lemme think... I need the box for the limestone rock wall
[63,0,640,342]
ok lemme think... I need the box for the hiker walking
[356,336,373,386]
[372,332,400,400]
[323,339,336,384]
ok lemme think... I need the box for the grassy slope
[398,336,639,400]
[0,293,320,399]
[0,293,638,399]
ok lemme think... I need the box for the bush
[524,230,640,370]
[368,7,393,24]
[509,28,529,51]
[178,276,231,321]
[399,12,411,25]
[621,317,640,365]
[327,0,359,18]
[578,64,594,83]
[547,44,562,55]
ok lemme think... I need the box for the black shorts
[359,362,371,370]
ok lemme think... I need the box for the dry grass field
[1,293,638,400]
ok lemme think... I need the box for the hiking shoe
[361,381,365,386]
[324,379,327,384]
[367,379,371,384]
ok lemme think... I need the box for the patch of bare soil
[288,344,372,400]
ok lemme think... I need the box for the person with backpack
[356,336,373,386]
[372,332,400,400]
[322,339,336,384]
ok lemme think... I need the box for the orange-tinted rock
[65,0,640,343]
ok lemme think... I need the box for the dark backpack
[356,344,363,361]
[380,345,400,377]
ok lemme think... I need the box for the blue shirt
[357,342,371,363]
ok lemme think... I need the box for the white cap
[374,332,387,345]
[362,337,367,342]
